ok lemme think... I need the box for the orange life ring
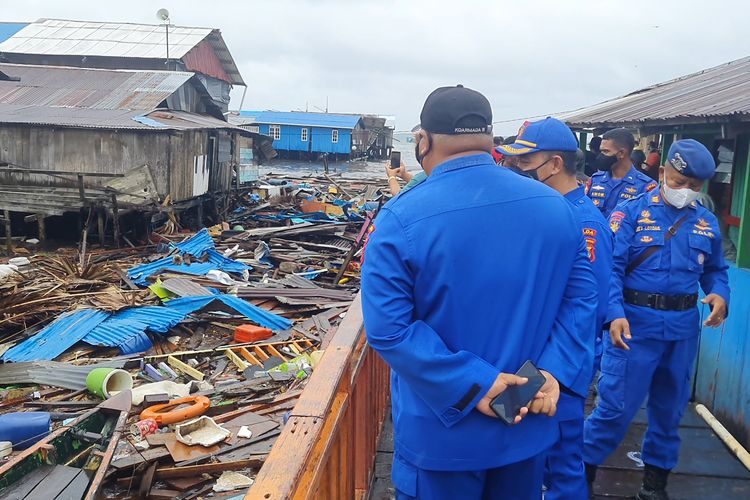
[140,395,211,425]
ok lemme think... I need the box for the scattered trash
[0,171,381,496]
[175,416,231,447]
[130,418,159,441]
[213,471,254,492]
[627,451,645,468]
[85,367,133,399]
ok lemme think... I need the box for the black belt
[623,289,698,311]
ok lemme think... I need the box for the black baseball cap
[420,85,493,135]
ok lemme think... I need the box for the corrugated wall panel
[695,264,750,449]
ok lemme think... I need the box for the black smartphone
[389,151,401,169]
[490,360,546,425]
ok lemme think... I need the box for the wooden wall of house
[0,125,236,203]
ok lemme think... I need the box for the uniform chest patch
[641,235,654,243]
[593,199,600,206]
[625,187,637,194]
[697,253,705,265]
[695,218,711,231]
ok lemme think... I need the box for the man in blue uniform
[584,140,730,500]
[586,128,657,217]
[499,117,613,500]
[361,86,597,499]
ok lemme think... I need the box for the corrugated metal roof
[559,56,750,128]
[240,110,362,129]
[0,360,127,390]
[0,19,244,85]
[127,229,251,285]
[2,309,109,362]
[2,293,291,361]
[0,63,193,110]
[165,295,293,331]
[0,65,244,130]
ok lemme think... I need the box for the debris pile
[0,172,386,498]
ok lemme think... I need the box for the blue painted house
[238,111,365,160]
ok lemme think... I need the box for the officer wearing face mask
[499,117,612,500]
[585,128,657,218]
[584,139,730,500]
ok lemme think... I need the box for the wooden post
[37,215,46,243]
[97,209,105,247]
[196,201,204,227]
[111,194,121,249]
[3,210,11,254]
[77,174,86,201]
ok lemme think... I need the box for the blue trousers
[544,396,588,500]
[393,452,545,500]
[583,333,699,470]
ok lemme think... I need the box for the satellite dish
[156,8,170,22]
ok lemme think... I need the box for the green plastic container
[86,368,133,399]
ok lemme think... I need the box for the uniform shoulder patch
[583,227,598,262]
[359,223,376,266]
[644,182,657,192]
[609,211,626,233]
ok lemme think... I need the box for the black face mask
[508,158,552,183]
[414,133,432,166]
[592,152,618,172]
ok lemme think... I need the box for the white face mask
[662,181,701,209]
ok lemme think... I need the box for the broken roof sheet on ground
[2,293,292,362]
[128,228,251,285]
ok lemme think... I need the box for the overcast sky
[5,1,750,135]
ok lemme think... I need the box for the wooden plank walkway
[369,403,750,499]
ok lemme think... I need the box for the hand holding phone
[389,151,401,169]
[489,361,547,425]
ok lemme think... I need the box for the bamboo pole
[695,403,750,471]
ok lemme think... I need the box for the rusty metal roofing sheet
[559,56,750,128]
[0,19,244,85]
[0,63,193,110]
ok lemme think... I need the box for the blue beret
[667,139,716,180]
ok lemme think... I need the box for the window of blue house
[301,128,308,142]
[332,129,339,143]
[269,125,281,140]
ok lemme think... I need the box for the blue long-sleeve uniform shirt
[586,165,657,218]
[362,153,597,471]
[607,192,730,340]
[556,186,613,421]
[565,186,613,334]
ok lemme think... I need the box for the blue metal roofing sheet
[165,295,292,331]
[127,229,250,285]
[2,309,108,362]
[3,294,290,361]
[84,306,187,354]
[240,110,360,129]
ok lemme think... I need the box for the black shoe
[585,463,597,497]
[636,464,670,500]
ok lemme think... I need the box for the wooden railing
[246,294,390,500]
